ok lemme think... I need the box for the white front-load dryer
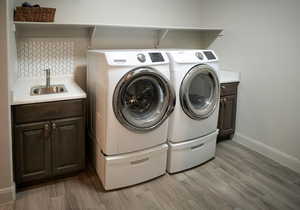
[166,50,220,173]
[87,50,175,189]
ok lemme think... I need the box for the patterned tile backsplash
[17,39,75,79]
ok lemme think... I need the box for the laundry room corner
[1,0,300,209]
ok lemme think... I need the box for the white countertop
[12,77,87,105]
[218,70,241,84]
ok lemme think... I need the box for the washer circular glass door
[113,67,175,132]
[180,64,220,120]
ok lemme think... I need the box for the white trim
[0,183,15,204]
[233,133,300,174]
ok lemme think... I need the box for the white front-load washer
[87,50,175,190]
[166,50,220,173]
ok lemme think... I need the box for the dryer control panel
[168,50,218,64]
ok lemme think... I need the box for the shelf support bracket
[155,29,169,48]
[217,30,224,38]
[89,25,97,48]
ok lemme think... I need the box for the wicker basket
[14,7,56,22]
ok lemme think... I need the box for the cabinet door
[51,117,85,176]
[217,98,225,132]
[218,95,237,136]
[14,122,51,184]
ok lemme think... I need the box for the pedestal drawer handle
[191,143,205,150]
[130,157,149,165]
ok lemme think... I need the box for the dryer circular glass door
[180,64,220,120]
[113,67,175,132]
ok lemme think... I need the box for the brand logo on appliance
[113,59,127,63]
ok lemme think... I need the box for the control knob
[195,52,204,60]
[137,53,146,63]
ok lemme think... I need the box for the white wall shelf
[14,21,223,31]
[14,21,223,48]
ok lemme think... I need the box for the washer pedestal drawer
[167,130,218,173]
[97,144,168,190]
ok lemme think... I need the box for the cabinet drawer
[220,82,239,96]
[13,99,84,124]
[97,144,168,190]
[167,130,217,173]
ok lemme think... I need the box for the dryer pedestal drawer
[167,130,218,173]
[97,144,168,190]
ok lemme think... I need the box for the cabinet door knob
[52,123,56,130]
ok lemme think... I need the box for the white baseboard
[0,183,15,204]
[233,133,300,174]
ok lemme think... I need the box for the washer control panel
[137,52,165,63]
[105,51,169,66]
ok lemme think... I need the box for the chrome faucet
[44,68,51,88]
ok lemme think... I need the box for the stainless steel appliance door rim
[113,66,175,132]
[180,64,220,120]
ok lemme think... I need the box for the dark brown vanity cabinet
[218,82,239,140]
[12,99,86,187]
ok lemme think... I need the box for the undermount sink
[30,85,67,96]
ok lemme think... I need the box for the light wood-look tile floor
[1,140,300,210]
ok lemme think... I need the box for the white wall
[14,0,220,27]
[209,0,300,172]
[0,0,15,204]
[12,0,300,173]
